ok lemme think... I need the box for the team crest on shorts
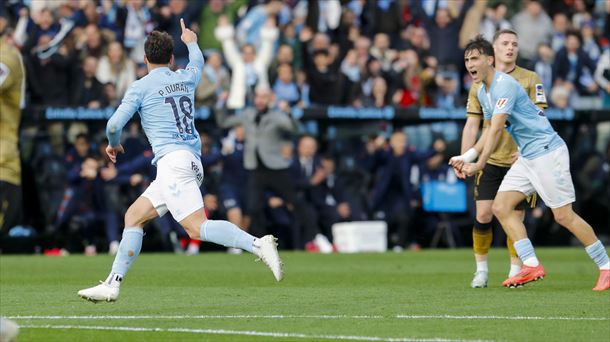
[495,98,508,110]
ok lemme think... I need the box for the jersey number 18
[165,96,194,135]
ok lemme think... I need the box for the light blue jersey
[477,71,564,159]
[106,42,204,165]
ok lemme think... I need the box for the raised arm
[214,20,241,69]
[214,106,246,129]
[181,18,204,84]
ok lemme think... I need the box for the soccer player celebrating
[78,20,283,302]
[451,36,610,291]
[457,29,547,288]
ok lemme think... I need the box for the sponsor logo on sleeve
[535,83,547,103]
[495,98,508,110]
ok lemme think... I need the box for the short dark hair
[145,31,173,64]
[565,29,582,44]
[464,35,494,58]
[492,29,518,42]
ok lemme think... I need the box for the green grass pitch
[1,248,609,341]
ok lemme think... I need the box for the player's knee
[475,211,493,224]
[184,224,201,240]
[553,209,574,227]
[124,208,145,227]
[491,201,510,219]
[473,219,492,232]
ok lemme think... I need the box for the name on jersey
[158,82,189,96]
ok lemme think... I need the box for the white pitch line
[8,314,608,321]
[395,315,609,321]
[20,324,491,342]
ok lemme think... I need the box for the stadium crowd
[0,0,609,255]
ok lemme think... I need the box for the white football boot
[0,317,20,342]
[471,271,488,288]
[78,281,119,302]
[253,235,284,281]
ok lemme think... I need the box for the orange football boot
[502,264,545,288]
[592,269,610,291]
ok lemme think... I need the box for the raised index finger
[180,18,186,31]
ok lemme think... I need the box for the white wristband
[462,148,479,163]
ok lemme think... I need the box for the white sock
[509,264,522,277]
[105,273,123,288]
[476,261,488,272]
[523,257,539,267]
[601,262,610,270]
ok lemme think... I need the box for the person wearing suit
[215,86,305,242]
[366,131,445,249]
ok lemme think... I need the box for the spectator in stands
[269,44,295,84]
[432,73,461,109]
[551,13,570,52]
[411,0,473,73]
[24,35,71,106]
[273,63,301,108]
[71,56,108,108]
[279,20,303,69]
[98,0,125,42]
[104,82,119,108]
[595,47,610,108]
[96,41,136,99]
[310,154,352,241]
[366,131,445,250]
[75,24,107,60]
[479,2,512,43]
[579,20,600,62]
[570,0,592,29]
[78,0,101,26]
[215,16,278,109]
[290,135,332,252]
[22,8,60,53]
[155,0,198,68]
[553,30,598,97]
[533,43,554,98]
[197,0,245,52]
[195,50,230,108]
[398,26,430,61]
[305,0,341,36]
[511,0,553,66]
[340,49,362,105]
[550,83,571,109]
[301,35,342,106]
[360,0,405,43]
[121,0,152,62]
[356,58,389,107]
[353,35,372,70]
[361,76,389,108]
[236,0,283,47]
[392,49,434,107]
[54,134,104,255]
[370,33,397,73]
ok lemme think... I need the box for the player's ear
[487,55,494,66]
[144,54,149,66]
[170,54,175,67]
